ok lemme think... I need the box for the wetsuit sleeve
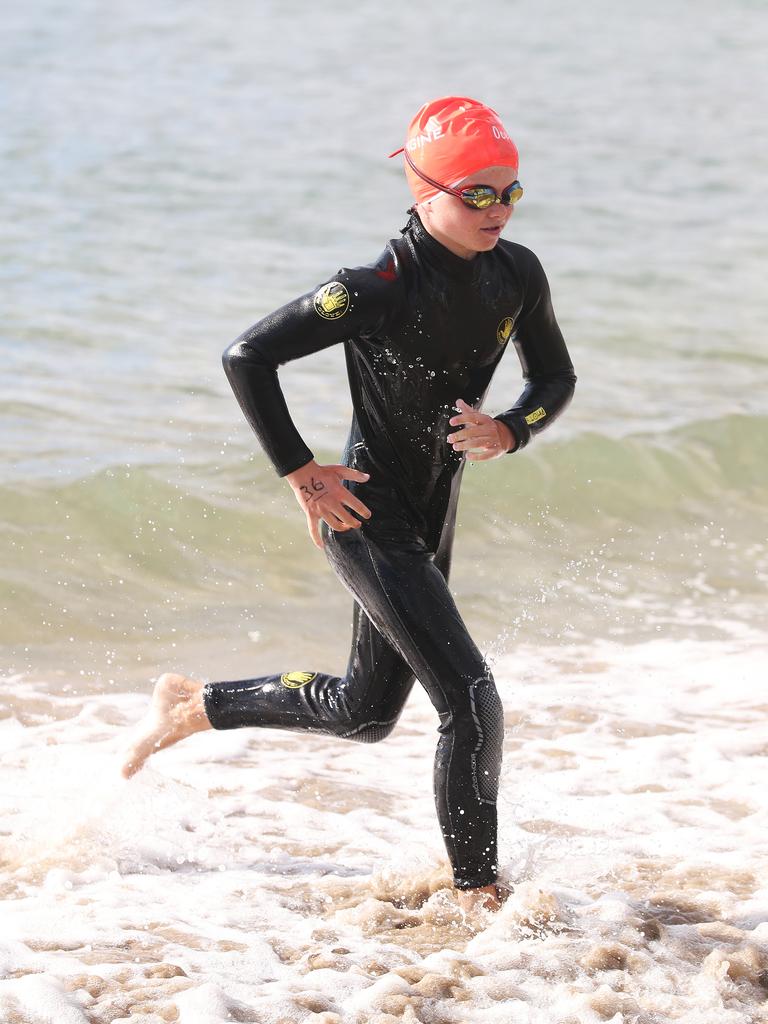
[494,250,576,453]
[223,267,392,477]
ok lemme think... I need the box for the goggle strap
[402,150,463,198]
[399,148,522,207]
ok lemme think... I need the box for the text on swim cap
[407,122,511,150]
[406,116,444,151]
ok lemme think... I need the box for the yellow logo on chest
[496,317,515,345]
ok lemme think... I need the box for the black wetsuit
[204,213,575,889]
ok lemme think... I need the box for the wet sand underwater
[2,638,766,1023]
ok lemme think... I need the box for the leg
[121,513,505,903]
[122,568,417,776]
[202,601,416,740]
[325,525,505,895]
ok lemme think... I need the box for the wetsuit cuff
[275,447,316,478]
[202,682,228,730]
[493,414,529,454]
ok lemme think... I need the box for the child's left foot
[121,672,211,778]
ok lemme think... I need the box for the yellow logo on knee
[280,671,317,688]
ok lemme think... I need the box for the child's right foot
[456,882,509,914]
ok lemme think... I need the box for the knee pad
[468,678,504,804]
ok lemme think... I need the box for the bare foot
[456,882,510,914]
[121,673,212,778]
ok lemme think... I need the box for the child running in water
[122,97,576,912]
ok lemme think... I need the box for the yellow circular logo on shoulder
[313,281,350,320]
[496,316,515,345]
[280,671,317,688]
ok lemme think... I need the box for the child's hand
[286,460,372,549]
[447,398,515,460]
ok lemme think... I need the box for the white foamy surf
[2,636,766,1022]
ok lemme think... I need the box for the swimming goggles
[396,148,524,209]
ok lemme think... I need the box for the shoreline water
[2,412,765,688]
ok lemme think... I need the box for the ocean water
[2,0,767,1021]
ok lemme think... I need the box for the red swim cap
[390,96,519,204]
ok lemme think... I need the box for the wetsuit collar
[406,212,480,282]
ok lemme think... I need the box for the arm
[223,260,395,546]
[493,250,576,453]
[223,264,393,476]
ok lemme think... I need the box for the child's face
[418,165,519,260]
